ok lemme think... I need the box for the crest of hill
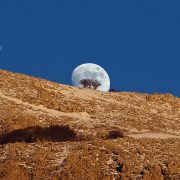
[0,69,180,179]
[0,69,180,135]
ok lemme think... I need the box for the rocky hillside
[0,69,180,180]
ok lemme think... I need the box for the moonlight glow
[72,63,110,92]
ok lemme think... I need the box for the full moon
[72,63,110,92]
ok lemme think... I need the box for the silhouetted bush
[107,130,124,139]
[109,88,120,92]
[0,125,76,144]
[80,79,101,89]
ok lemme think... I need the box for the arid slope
[0,70,180,179]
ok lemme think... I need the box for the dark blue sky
[0,1,180,96]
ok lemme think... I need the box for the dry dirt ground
[0,70,180,180]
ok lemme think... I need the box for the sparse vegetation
[0,70,180,179]
[109,88,120,92]
[80,79,101,89]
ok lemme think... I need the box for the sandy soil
[0,69,180,179]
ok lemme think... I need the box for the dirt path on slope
[1,91,180,140]
[0,91,91,120]
[127,132,180,139]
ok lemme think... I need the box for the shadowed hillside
[0,126,76,144]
